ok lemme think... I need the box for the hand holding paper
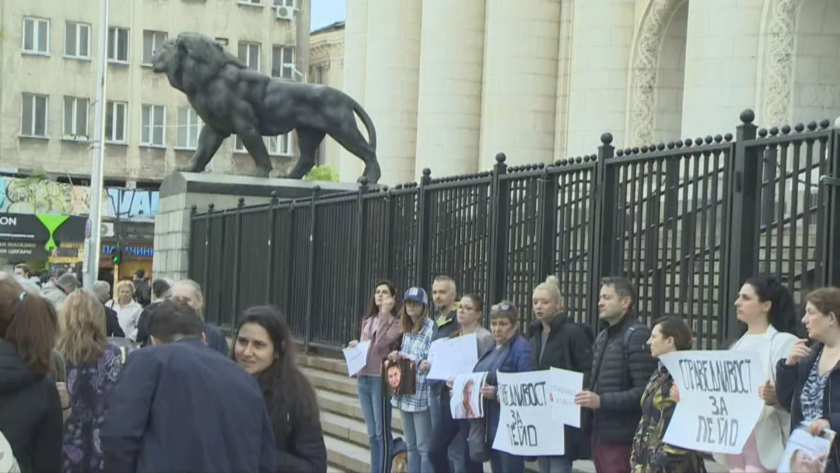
[342,340,371,377]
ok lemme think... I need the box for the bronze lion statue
[151,32,380,183]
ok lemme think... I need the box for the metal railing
[189,110,840,351]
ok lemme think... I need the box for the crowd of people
[348,275,840,473]
[2,261,840,473]
[0,266,326,473]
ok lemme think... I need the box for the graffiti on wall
[0,177,159,220]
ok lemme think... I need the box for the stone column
[338,0,370,182]
[565,0,635,155]
[479,0,562,169]
[681,0,765,136]
[363,0,423,185]
[414,0,485,179]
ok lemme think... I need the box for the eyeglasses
[490,302,514,314]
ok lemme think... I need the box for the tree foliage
[304,164,339,183]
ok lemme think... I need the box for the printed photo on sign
[451,372,488,420]
[343,341,371,377]
[658,350,764,455]
[427,333,478,381]
[492,371,564,457]
[778,422,836,473]
[548,367,583,428]
[382,358,417,397]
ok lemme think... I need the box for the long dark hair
[741,276,800,336]
[0,278,58,376]
[365,280,398,320]
[232,306,318,445]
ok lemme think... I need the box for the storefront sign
[0,240,46,259]
[102,244,155,259]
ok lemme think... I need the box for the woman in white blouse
[106,280,144,342]
[715,276,800,472]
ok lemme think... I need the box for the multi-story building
[335,0,840,185]
[0,0,311,187]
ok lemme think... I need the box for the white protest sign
[427,334,478,381]
[342,341,371,377]
[427,339,446,365]
[549,367,583,428]
[659,350,763,454]
[451,372,488,420]
[492,371,564,456]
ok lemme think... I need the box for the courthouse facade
[336,0,840,185]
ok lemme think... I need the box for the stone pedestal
[153,172,362,282]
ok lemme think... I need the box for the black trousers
[428,386,483,473]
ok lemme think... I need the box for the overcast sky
[310,0,346,31]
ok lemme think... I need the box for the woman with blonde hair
[58,290,125,473]
[106,280,143,342]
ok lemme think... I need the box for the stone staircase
[299,353,727,473]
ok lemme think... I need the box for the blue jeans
[490,451,524,473]
[537,457,573,473]
[400,409,433,473]
[358,375,392,473]
[429,383,467,472]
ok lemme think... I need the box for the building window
[105,101,128,143]
[21,93,48,138]
[177,107,203,149]
[268,134,292,155]
[238,42,260,71]
[141,105,166,146]
[234,135,292,155]
[142,31,168,65]
[274,0,297,7]
[63,97,89,139]
[65,22,90,58]
[272,45,294,79]
[240,0,262,4]
[108,27,129,62]
[23,18,50,55]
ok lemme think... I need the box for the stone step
[324,434,371,473]
[304,367,360,397]
[317,388,405,433]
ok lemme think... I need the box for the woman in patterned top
[631,317,706,473]
[58,290,125,473]
[387,287,435,473]
[777,287,840,473]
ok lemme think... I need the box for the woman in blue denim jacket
[474,301,533,473]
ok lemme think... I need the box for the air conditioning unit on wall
[275,5,295,21]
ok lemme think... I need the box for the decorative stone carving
[761,0,803,128]
[629,0,686,147]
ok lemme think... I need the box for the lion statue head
[151,32,246,90]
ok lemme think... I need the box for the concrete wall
[362,0,422,185]
[566,0,635,155]
[681,0,764,136]
[479,0,561,169]
[1,0,309,183]
[414,0,485,179]
[653,2,688,143]
[309,25,345,171]
[791,0,840,126]
[338,0,368,183]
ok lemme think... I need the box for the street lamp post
[82,0,109,290]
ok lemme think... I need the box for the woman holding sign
[471,301,533,473]
[776,287,840,473]
[528,276,594,473]
[428,294,492,473]
[347,281,402,473]
[631,316,707,473]
[387,287,435,473]
[705,277,799,473]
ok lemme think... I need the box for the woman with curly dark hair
[232,306,326,473]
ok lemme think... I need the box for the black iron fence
[189,110,840,351]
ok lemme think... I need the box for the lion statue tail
[351,99,377,151]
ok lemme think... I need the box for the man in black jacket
[135,279,172,347]
[574,277,656,473]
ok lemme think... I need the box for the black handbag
[467,402,492,463]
